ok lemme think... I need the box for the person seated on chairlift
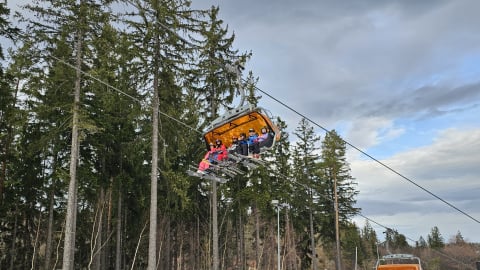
[197,142,216,172]
[228,136,239,154]
[251,126,273,158]
[197,139,228,173]
[247,128,258,156]
[211,139,228,162]
[237,132,249,156]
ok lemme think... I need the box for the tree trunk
[105,185,113,268]
[212,181,219,270]
[237,211,245,270]
[284,209,299,270]
[333,173,342,270]
[44,181,55,270]
[254,205,261,270]
[62,16,83,270]
[147,28,160,269]
[92,188,105,270]
[309,190,317,270]
[8,204,18,270]
[115,189,122,270]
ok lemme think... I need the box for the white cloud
[345,117,405,152]
[351,128,480,241]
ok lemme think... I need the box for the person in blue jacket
[250,126,273,158]
[247,128,258,156]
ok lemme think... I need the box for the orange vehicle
[376,254,422,270]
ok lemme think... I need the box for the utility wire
[48,54,202,135]
[254,85,480,225]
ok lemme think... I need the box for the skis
[186,169,228,184]
[186,153,268,183]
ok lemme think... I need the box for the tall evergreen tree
[121,1,214,268]
[318,130,360,243]
[427,226,444,250]
[19,0,123,268]
[291,118,322,270]
[0,0,20,204]
[341,222,363,269]
[194,6,248,125]
[193,6,250,270]
[317,129,359,270]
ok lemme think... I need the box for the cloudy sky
[6,0,480,244]
[190,0,480,243]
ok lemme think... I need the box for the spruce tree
[417,236,427,248]
[0,0,20,204]
[291,117,322,270]
[361,220,379,269]
[318,130,360,243]
[427,226,444,250]
[19,0,122,268]
[121,1,210,268]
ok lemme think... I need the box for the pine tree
[427,226,444,250]
[291,118,322,270]
[360,220,378,269]
[18,0,126,268]
[452,230,466,245]
[417,236,427,248]
[317,130,360,270]
[0,0,20,205]
[341,222,363,269]
[194,6,249,125]
[317,130,360,243]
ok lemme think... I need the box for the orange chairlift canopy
[203,104,281,150]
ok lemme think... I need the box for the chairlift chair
[203,104,281,151]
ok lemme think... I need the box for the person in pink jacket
[197,143,215,172]
[197,139,228,172]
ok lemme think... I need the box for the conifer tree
[417,236,427,248]
[193,6,251,270]
[19,0,121,268]
[318,130,360,243]
[121,1,210,268]
[452,230,465,245]
[427,226,444,250]
[341,222,364,269]
[291,118,322,270]
[317,129,359,270]
[194,6,248,125]
[360,220,379,269]
[0,0,20,204]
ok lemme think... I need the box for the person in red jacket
[212,139,228,161]
[197,139,228,172]
[197,143,215,172]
